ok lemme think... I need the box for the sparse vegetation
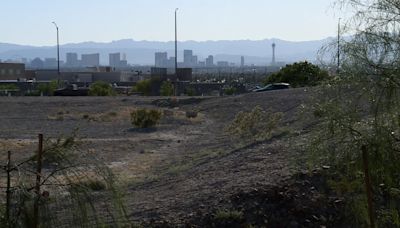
[88,81,116,96]
[37,80,58,96]
[71,179,107,192]
[130,108,162,128]
[0,84,18,91]
[160,81,174,96]
[133,79,151,96]
[306,0,400,226]
[224,87,237,96]
[133,78,162,96]
[0,133,129,228]
[226,106,283,143]
[214,209,244,221]
[185,87,196,96]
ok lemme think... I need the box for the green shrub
[37,80,58,96]
[160,81,174,96]
[305,0,400,226]
[130,109,162,128]
[224,87,237,95]
[133,79,151,95]
[72,179,107,192]
[264,61,329,87]
[0,84,18,91]
[214,209,244,222]
[226,106,283,142]
[186,87,196,96]
[89,81,115,96]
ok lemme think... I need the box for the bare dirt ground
[0,88,338,227]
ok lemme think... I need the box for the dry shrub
[226,106,283,142]
[130,109,162,128]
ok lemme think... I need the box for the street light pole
[175,8,178,76]
[337,18,341,74]
[52,22,60,77]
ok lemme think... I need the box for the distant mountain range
[0,38,335,66]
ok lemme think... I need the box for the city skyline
[1,0,344,46]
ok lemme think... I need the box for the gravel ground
[0,88,315,226]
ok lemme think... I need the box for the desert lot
[0,89,322,226]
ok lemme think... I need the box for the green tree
[88,81,115,96]
[133,79,151,96]
[264,61,329,87]
[37,80,58,96]
[307,0,400,226]
[160,81,174,96]
[185,86,196,96]
[224,87,237,96]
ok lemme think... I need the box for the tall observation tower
[271,42,276,66]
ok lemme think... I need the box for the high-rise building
[241,56,245,67]
[30,58,44,69]
[217,61,229,67]
[155,52,168,67]
[44,58,57,69]
[109,53,121,68]
[206,55,214,67]
[66,53,79,67]
[192,55,198,67]
[184,50,193,66]
[81,53,100,67]
[167,57,176,68]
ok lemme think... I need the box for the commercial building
[206,55,214,67]
[30,58,44,69]
[81,53,100,67]
[66,53,79,67]
[184,50,193,66]
[35,70,137,84]
[155,52,168,67]
[44,58,57,69]
[217,61,229,67]
[109,53,121,68]
[0,63,26,80]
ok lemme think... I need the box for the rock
[186,111,198,118]
[334,199,343,204]
[312,215,319,221]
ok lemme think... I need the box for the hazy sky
[1,0,344,46]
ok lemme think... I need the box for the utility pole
[52,22,60,80]
[337,18,341,74]
[174,8,179,96]
[175,8,179,76]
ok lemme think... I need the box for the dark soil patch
[143,171,347,228]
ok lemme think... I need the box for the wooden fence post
[362,145,375,228]
[6,151,11,227]
[33,134,43,228]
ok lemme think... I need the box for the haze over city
[2,0,343,46]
